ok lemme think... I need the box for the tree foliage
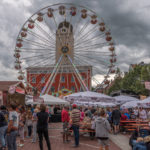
[107,64,150,96]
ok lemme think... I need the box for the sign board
[0,91,3,105]
[8,85,16,94]
[33,96,44,103]
[145,82,150,90]
[16,87,25,94]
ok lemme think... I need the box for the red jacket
[61,109,69,122]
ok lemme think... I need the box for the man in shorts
[95,109,111,150]
[61,106,70,143]
[112,107,121,134]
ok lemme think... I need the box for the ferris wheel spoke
[22,39,53,49]
[75,52,111,57]
[52,13,64,47]
[74,24,99,44]
[21,52,52,60]
[74,20,91,41]
[67,55,89,91]
[74,55,107,74]
[74,32,105,47]
[20,47,55,52]
[74,53,109,66]
[43,16,56,39]
[34,22,55,42]
[27,30,55,46]
[74,42,108,51]
[26,55,55,68]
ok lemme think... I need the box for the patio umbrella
[114,95,139,105]
[26,94,69,105]
[64,91,115,104]
[138,97,150,108]
[120,100,139,109]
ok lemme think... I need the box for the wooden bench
[120,120,150,132]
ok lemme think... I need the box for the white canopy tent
[137,97,150,108]
[114,95,139,105]
[64,91,115,103]
[121,100,139,109]
[26,94,69,105]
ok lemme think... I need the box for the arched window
[32,77,36,83]
[61,76,65,82]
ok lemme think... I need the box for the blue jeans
[0,125,7,147]
[132,140,147,150]
[7,131,18,150]
[72,125,79,146]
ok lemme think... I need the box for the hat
[72,104,77,108]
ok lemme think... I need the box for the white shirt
[9,111,19,127]
[139,110,147,120]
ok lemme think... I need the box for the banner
[16,87,25,94]
[145,82,150,90]
[0,91,3,105]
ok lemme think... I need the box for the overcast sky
[0,0,150,81]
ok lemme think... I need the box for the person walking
[0,106,8,150]
[95,109,111,150]
[32,108,38,143]
[71,104,80,148]
[112,107,121,134]
[37,104,51,150]
[26,110,33,138]
[61,106,70,143]
[7,104,19,150]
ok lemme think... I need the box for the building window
[41,77,45,83]
[32,77,36,83]
[51,86,55,93]
[71,86,75,92]
[82,76,85,80]
[61,86,65,90]
[61,76,65,82]
[71,76,74,82]
[80,87,83,92]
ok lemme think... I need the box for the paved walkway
[109,133,131,150]
[16,123,121,150]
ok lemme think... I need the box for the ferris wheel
[14,3,116,95]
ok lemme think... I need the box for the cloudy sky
[0,0,150,82]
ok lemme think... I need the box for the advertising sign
[145,82,150,90]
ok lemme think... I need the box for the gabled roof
[0,81,22,91]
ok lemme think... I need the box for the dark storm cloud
[0,0,150,81]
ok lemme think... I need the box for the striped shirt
[71,109,80,126]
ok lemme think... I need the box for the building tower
[56,21,74,64]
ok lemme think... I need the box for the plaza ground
[16,123,131,150]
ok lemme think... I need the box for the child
[18,109,25,147]
[94,109,111,150]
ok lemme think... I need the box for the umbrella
[26,94,69,105]
[64,91,115,103]
[121,101,139,109]
[114,95,139,105]
[138,97,150,108]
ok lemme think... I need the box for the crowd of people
[0,104,51,150]
[1,103,150,150]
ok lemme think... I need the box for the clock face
[61,46,69,53]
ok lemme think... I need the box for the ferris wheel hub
[61,46,69,53]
